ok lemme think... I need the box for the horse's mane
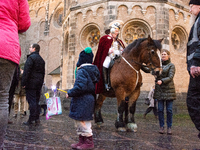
[124,38,147,53]
[123,37,162,53]
[153,39,162,50]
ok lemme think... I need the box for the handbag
[145,98,150,105]
[46,97,62,117]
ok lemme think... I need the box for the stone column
[156,5,169,50]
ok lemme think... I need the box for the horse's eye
[151,50,155,55]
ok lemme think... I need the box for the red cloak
[93,35,125,94]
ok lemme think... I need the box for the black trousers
[26,89,41,121]
[187,75,200,132]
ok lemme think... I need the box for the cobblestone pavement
[3,109,200,150]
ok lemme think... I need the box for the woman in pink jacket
[0,0,31,148]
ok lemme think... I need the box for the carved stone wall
[24,0,191,95]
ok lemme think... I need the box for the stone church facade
[21,0,190,100]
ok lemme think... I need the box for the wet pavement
[3,109,200,150]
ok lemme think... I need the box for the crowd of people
[1,0,200,149]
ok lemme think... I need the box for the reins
[121,56,139,90]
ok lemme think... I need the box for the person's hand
[190,66,200,78]
[66,94,69,98]
[22,86,25,88]
[109,49,114,54]
[157,80,162,85]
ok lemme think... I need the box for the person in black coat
[66,47,100,150]
[21,43,45,125]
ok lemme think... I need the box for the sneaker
[143,114,146,119]
[167,128,172,135]
[159,127,164,134]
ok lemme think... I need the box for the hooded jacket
[68,64,100,121]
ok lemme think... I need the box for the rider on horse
[93,21,125,93]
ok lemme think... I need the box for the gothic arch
[79,23,101,54]
[49,1,63,25]
[53,7,64,28]
[121,19,152,46]
[29,10,37,18]
[37,40,47,60]
[171,25,188,53]
[36,6,46,17]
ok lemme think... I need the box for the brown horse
[94,36,163,132]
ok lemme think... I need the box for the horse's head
[139,35,163,76]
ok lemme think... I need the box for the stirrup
[105,84,110,91]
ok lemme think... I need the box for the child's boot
[71,135,84,149]
[77,136,94,149]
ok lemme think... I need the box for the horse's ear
[158,38,164,43]
[147,35,154,44]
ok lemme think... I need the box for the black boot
[42,109,46,116]
[103,67,110,91]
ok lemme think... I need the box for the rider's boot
[103,67,110,91]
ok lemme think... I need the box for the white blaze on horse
[94,35,163,132]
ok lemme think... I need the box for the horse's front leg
[94,94,106,125]
[126,87,141,132]
[115,100,126,132]
[126,101,138,132]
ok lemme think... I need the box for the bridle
[125,48,162,71]
[121,46,161,89]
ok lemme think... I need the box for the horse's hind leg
[94,94,106,125]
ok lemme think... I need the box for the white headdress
[109,20,124,33]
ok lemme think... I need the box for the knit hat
[189,0,200,5]
[76,47,93,67]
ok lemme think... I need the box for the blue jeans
[0,58,16,149]
[158,100,173,128]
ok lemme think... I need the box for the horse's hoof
[126,123,137,132]
[117,127,126,132]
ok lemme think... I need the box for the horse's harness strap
[121,56,139,89]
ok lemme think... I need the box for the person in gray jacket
[154,50,176,135]
[187,0,200,139]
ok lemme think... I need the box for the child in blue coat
[66,47,100,149]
